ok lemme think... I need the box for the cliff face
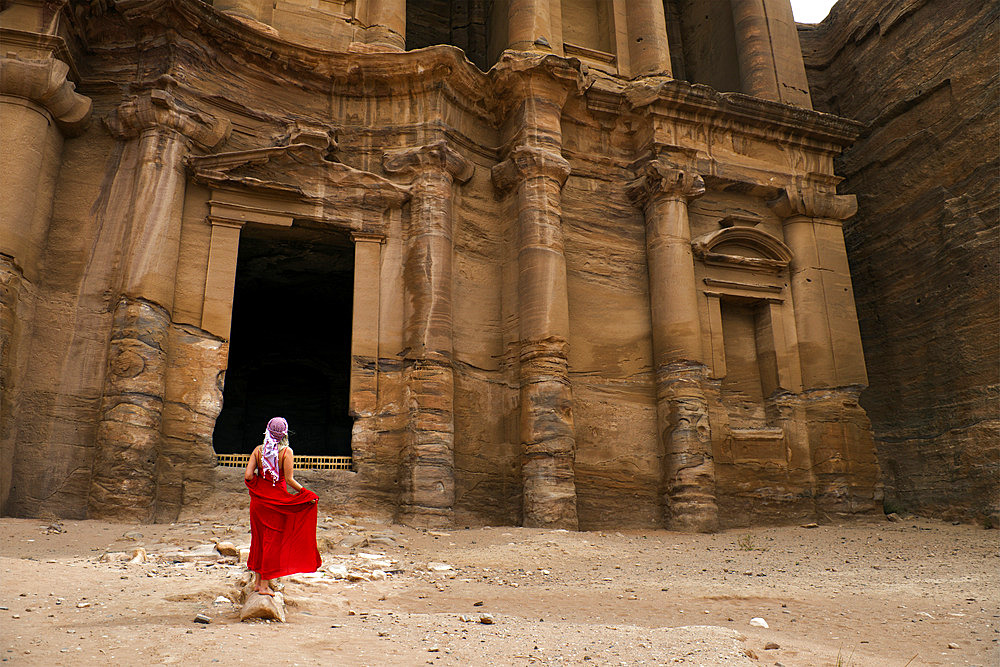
[799,0,999,522]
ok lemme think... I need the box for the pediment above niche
[187,142,409,233]
[692,226,792,274]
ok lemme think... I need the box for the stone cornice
[623,77,864,149]
[626,160,706,207]
[383,140,474,184]
[105,88,230,150]
[0,56,91,135]
[768,183,858,221]
[491,145,571,191]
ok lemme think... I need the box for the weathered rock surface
[800,0,999,523]
[240,592,286,623]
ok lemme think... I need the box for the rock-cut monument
[1,0,887,529]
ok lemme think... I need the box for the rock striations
[799,0,999,524]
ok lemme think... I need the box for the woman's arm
[281,448,305,493]
[244,446,259,482]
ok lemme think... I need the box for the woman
[244,417,321,596]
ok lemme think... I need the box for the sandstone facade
[3,0,882,529]
[799,0,999,524]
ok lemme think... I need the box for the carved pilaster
[768,184,866,390]
[88,91,229,521]
[383,140,473,527]
[629,158,717,532]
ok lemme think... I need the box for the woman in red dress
[243,417,321,596]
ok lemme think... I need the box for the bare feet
[254,586,275,597]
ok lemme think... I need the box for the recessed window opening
[213,224,354,462]
[406,0,490,70]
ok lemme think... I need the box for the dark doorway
[213,224,354,458]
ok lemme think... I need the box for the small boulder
[764,642,780,650]
[193,613,211,624]
[749,617,769,628]
[215,542,239,558]
[240,592,286,623]
[478,613,495,625]
[886,512,902,522]
[129,548,147,564]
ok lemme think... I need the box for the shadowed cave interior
[213,224,355,458]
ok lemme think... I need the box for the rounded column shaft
[627,0,673,77]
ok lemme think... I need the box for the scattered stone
[947,643,959,649]
[129,547,147,564]
[764,642,780,650]
[122,531,144,540]
[800,523,819,529]
[76,602,90,608]
[886,513,902,522]
[339,535,366,550]
[478,613,495,625]
[473,600,484,607]
[44,523,64,534]
[100,552,129,563]
[428,531,451,537]
[428,562,452,572]
[215,542,239,557]
[458,614,474,622]
[213,596,230,605]
[193,613,211,624]
[327,564,349,579]
[240,592,286,623]
[749,617,769,628]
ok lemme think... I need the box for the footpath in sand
[1,513,997,666]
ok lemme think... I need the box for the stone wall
[799,0,999,523]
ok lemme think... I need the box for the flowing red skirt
[246,476,322,580]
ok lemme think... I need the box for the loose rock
[240,592,286,623]
[193,613,211,624]
[215,541,239,557]
[749,617,769,628]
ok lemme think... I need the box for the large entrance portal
[213,224,354,459]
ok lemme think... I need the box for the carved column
[384,140,473,527]
[88,90,228,521]
[363,0,406,50]
[492,61,579,528]
[628,160,718,533]
[0,55,91,513]
[626,0,673,77]
[729,0,780,102]
[507,0,555,52]
[769,185,879,514]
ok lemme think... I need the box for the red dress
[246,463,321,580]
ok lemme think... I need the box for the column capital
[350,231,387,244]
[383,139,474,184]
[768,185,857,221]
[627,160,705,208]
[0,56,91,136]
[491,145,571,192]
[106,89,230,151]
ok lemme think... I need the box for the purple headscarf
[260,417,288,484]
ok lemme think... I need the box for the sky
[790,0,839,23]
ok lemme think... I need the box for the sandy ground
[1,510,997,667]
